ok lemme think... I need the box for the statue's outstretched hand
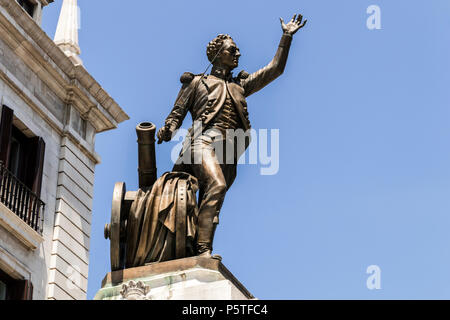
[280,14,307,36]
[157,126,173,144]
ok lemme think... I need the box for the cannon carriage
[104,121,197,272]
[103,122,158,271]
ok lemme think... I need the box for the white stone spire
[54,0,82,65]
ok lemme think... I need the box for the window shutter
[7,279,33,300]
[22,280,33,300]
[26,137,45,198]
[0,106,13,166]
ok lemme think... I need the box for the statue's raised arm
[153,13,307,260]
[242,14,307,97]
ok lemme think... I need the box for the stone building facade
[0,0,128,300]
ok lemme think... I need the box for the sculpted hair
[206,34,233,63]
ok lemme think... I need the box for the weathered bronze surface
[105,182,127,271]
[157,14,307,258]
[136,122,157,190]
[104,14,307,271]
[105,124,199,271]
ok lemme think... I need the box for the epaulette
[180,72,195,84]
[237,70,250,80]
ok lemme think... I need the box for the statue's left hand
[280,14,307,36]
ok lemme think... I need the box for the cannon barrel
[136,122,157,189]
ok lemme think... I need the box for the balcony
[0,161,44,235]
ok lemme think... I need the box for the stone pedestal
[94,256,255,300]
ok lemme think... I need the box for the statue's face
[217,39,241,70]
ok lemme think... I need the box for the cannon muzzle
[136,122,157,189]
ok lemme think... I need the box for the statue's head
[207,34,241,70]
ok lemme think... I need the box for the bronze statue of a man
[157,14,307,258]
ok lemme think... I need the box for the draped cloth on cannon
[125,172,199,268]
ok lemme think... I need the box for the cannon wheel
[110,182,126,271]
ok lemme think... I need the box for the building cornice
[0,0,129,133]
[41,1,55,7]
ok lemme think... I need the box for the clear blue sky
[43,0,450,299]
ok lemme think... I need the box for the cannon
[104,122,157,271]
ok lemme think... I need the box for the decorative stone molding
[95,257,255,300]
[120,281,151,300]
[0,202,44,250]
[0,0,129,134]
[0,246,32,280]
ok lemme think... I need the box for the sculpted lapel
[200,75,250,131]
[226,81,250,130]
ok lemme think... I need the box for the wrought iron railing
[0,161,44,234]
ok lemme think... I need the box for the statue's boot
[197,217,221,260]
[196,173,227,260]
[199,252,222,261]
[197,220,217,255]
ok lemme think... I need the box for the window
[0,280,6,300]
[0,269,33,300]
[17,0,36,17]
[0,106,45,233]
[0,107,45,196]
[8,127,28,184]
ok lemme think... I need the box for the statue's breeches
[173,135,242,252]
